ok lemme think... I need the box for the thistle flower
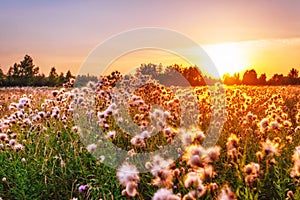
[218,184,237,200]
[292,146,300,161]
[13,144,24,152]
[117,162,139,197]
[244,162,260,187]
[86,143,97,153]
[117,162,140,185]
[106,131,116,139]
[226,134,239,159]
[270,121,280,130]
[149,155,174,188]
[191,184,207,199]
[184,171,202,188]
[183,145,207,168]
[152,188,180,200]
[290,160,300,179]
[287,190,295,200]
[206,146,221,162]
[261,139,279,157]
[260,118,269,132]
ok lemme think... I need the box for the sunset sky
[1,1,300,78]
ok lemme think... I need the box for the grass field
[0,75,300,200]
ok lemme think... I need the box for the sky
[1,0,300,78]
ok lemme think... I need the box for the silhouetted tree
[65,70,75,83]
[242,69,258,85]
[34,73,47,86]
[5,55,39,86]
[268,74,284,85]
[288,68,299,79]
[0,68,5,86]
[258,73,267,85]
[287,68,299,84]
[47,67,59,86]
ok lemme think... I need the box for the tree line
[223,68,300,85]
[1,55,299,87]
[0,55,76,87]
[137,63,219,86]
[137,63,300,86]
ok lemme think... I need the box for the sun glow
[204,42,249,77]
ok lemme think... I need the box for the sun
[203,42,249,77]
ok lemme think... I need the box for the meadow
[0,72,300,200]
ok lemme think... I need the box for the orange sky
[1,1,300,79]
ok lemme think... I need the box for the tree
[242,69,258,85]
[65,70,75,83]
[288,68,299,79]
[47,67,59,86]
[0,68,5,86]
[58,72,65,86]
[268,74,284,85]
[258,73,267,85]
[5,55,40,86]
[287,68,299,84]
[20,55,39,85]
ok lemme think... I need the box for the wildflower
[226,134,239,159]
[208,182,219,193]
[286,135,293,143]
[184,185,206,199]
[184,171,202,188]
[149,155,174,188]
[287,190,295,200]
[218,184,237,200]
[21,158,26,163]
[244,162,260,187]
[180,129,193,146]
[72,126,78,133]
[78,185,88,193]
[292,146,300,161]
[183,144,217,168]
[261,139,279,156]
[256,151,263,163]
[152,188,180,200]
[291,146,300,179]
[106,131,116,139]
[124,181,138,197]
[99,155,105,163]
[13,144,24,152]
[0,133,8,141]
[86,143,97,153]
[260,118,269,132]
[283,120,292,127]
[270,121,279,130]
[130,135,146,147]
[117,162,139,197]
[9,139,16,146]
[206,146,221,162]
[2,177,6,182]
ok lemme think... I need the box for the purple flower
[78,185,88,193]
